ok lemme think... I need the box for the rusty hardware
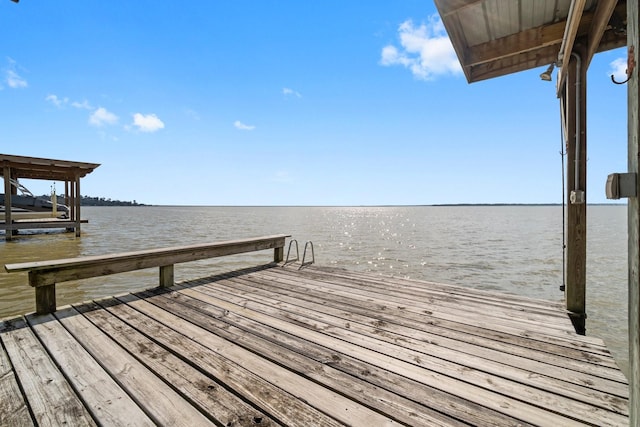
[611,45,635,84]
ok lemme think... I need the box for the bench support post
[35,284,56,315]
[159,265,174,288]
[274,246,284,263]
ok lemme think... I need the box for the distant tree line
[40,194,146,206]
[78,195,146,206]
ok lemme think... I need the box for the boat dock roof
[0,264,629,426]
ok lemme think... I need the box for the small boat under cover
[1,179,69,217]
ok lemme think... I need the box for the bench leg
[159,265,174,288]
[274,246,284,263]
[35,285,56,315]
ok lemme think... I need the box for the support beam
[3,165,11,241]
[557,0,587,90]
[586,0,619,68]
[65,180,70,209]
[628,1,640,422]
[564,46,588,335]
[74,173,81,237]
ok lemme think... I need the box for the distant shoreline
[97,203,626,208]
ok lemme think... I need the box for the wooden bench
[5,234,289,315]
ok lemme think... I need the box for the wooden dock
[0,217,89,230]
[0,263,629,426]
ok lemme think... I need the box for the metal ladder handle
[283,239,299,266]
[300,241,315,269]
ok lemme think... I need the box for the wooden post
[564,46,588,335]
[628,0,640,422]
[159,265,174,288]
[274,246,284,263]
[31,271,56,315]
[65,180,70,209]
[3,166,12,242]
[75,173,81,237]
[35,286,56,314]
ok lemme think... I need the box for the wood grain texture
[74,300,279,427]
[26,313,155,426]
[0,264,629,426]
[0,317,95,427]
[0,327,34,427]
[54,306,216,427]
[628,1,640,423]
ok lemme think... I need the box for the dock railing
[4,234,289,315]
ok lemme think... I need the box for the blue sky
[0,1,629,205]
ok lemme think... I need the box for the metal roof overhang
[0,154,100,181]
[434,0,627,83]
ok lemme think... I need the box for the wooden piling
[563,45,588,335]
[628,0,640,422]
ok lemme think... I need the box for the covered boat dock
[1,154,100,241]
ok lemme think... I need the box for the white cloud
[45,94,68,107]
[132,113,165,132]
[4,58,28,89]
[234,120,255,131]
[380,15,462,80]
[89,107,119,127]
[71,100,93,110]
[45,94,93,110]
[609,57,628,82]
[283,87,302,98]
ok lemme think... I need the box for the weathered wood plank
[175,283,619,426]
[191,278,629,421]
[74,300,279,427]
[270,267,592,339]
[112,294,399,427]
[25,313,156,426]
[250,270,626,376]
[291,269,606,351]
[254,268,614,356]
[271,267,577,336]
[101,295,348,427]
[202,274,629,400]
[304,266,566,321]
[307,265,567,313]
[629,0,640,423]
[141,287,508,427]
[184,268,621,373]
[268,267,613,354]
[0,325,34,427]
[1,263,629,426]
[0,317,96,427]
[54,306,216,427]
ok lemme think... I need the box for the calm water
[0,205,629,376]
